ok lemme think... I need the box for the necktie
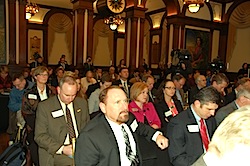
[66,105,76,144]
[200,119,209,151]
[121,125,139,166]
[123,82,128,95]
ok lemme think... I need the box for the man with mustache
[75,86,168,166]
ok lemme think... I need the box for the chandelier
[104,15,124,31]
[183,0,209,13]
[26,1,39,19]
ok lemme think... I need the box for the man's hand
[156,134,169,150]
[62,145,73,156]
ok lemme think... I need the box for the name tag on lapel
[130,119,138,132]
[51,109,64,118]
[187,125,199,133]
[28,94,37,100]
[164,111,172,117]
[76,109,81,113]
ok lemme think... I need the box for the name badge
[51,109,64,118]
[187,125,199,132]
[130,119,138,132]
[28,94,37,100]
[164,111,172,117]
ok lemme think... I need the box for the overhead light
[26,1,39,20]
[183,0,209,13]
[104,15,124,31]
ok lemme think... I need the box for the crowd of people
[1,57,250,166]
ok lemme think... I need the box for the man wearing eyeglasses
[215,88,250,125]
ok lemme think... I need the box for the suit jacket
[188,86,200,105]
[75,113,156,166]
[215,101,238,125]
[154,99,183,135]
[191,154,207,166]
[112,79,132,97]
[167,108,217,166]
[34,95,90,166]
[224,90,236,105]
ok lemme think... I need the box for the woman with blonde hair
[129,82,161,129]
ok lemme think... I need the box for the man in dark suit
[167,86,220,166]
[112,67,132,98]
[224,77,250,105]
[75,86,168,166]
[192,106,250,166]
[142,74,156,103]
[215,88,250,125]
[188,74,206,104]
[34,72,90,166]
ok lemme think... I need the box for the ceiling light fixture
[104,15,124,31]
[184,0,209,13]
[26,1,39,19]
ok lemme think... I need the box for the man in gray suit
[215,88,250,125]
[35,71,90,166]
[75,86,168,166]
[192,106,250,166]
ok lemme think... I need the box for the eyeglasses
[165,87,176,90]
[38,73,49,77]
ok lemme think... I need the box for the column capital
[126,6,147,19]
[72,0,94,11]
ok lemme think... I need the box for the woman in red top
[128,82,161,129]
[0,65,12,92]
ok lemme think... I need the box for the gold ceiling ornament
[26,0,39,20]
[104,15,124,31]
[183,0,209,13]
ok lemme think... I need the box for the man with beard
[75,86,168,166]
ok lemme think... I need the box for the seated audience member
[129,82,161,129]
[215,88,250,125]
[112,67,131,98]
[155,79,183,134]
[189,74,207,104]
[210,73,229,109]
[205,69,212,86]
[142,74,156,103]
[7,73,33,141]
[167,86,220,166]
[0,65,12,92]
[35,71,89,166]
[129,69,141,84]
[94,67,103,82]
[224,77,250,105]
[117,58,126,71]
[29,53,46,69]
[57,55,69,71]
[75,77,86,99]
[46,67,54,86]
[51,67,64,94]
[22,66,51,166]
[22,68,32,82]
[237,62,248,77]
[108,65,119,82]
[192,106,250,166]
[172,74,186,107]
[75,86,168,166]
[88,74,112,118]
[81,70,97,94]
[83,56,94,76]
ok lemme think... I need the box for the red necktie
[200,119,209,151]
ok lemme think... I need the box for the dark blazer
[167,108,217,166]
[215,101,238,125]
[35,95,90,166]
[154,99,183,135]
[75,113,156,166]
[188,86,200,104]
[112,79,132,97]
[224,90,236,105]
